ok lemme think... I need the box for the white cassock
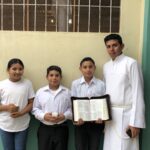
[103,54,145,150]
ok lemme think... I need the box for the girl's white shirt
[0,78,35,132]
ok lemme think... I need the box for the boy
[71,57,105,150]
[32,65,72,150]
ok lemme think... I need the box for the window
[0,0,120,32]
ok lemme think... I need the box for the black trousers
[37,122,68,150]
[75,122,104,150]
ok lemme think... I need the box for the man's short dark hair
[104,34,123,45]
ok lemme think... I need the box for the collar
[111,53,125,62]
[80,76,96,85]
[43,85,66,92]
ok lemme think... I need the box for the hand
[11,111,22,118]
[95,118,103,124]
[55,113,65,123]
[44,113,53,122]
[7,104,19,113]
[44,113,65,123]
[73,118,84,126]
[128,126,140,138]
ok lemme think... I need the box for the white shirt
[0,79,35,132]
[71,76,105,97]
[32,85,72,125]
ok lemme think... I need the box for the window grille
[0,0,120,32]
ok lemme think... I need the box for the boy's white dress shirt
[71,76,105,97]
[32,85,72,125]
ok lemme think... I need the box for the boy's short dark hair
[104,34,123,45]
[80,57,95,66]
[47,65,62,76]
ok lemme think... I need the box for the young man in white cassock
[103,34,145,150]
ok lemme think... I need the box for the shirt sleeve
[101,81,106,95]
[32,92,45,121]
[129,62,145,128]
[28,80,35,99]
[63,90,72,120]
[71,81,77,96]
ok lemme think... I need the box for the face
[7,63,24,82]
[47,70,61,90]
[105,39,124,60]
[80,61,95,82]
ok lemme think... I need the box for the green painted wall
[141,0,150,149]
[0,116,77,150]
[0,116,104,150]
[26,117,104,150]
[26,117,77,150]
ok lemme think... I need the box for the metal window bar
[23,0,25,31]
[77,0,80,32]
[1,0,3,30]
[99,0,101,32]
[110,0,112,32]
[66,0,69,32]
[56,0,58,32]
[73,0,76,32]
[34,0,36,31]
[88,0,91,32]
[45,0,47,31]
[24,0,29,31]
[12,0,14,30]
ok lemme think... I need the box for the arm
[101,81,106,95]
[129,62,145,130]
[32,94,45,121]
[0,103,19,113]
[32,95,58,123]
[71,81,77,97]
[63,90,72,120]
[71,81,85,125]
[11,98,34,118]
[51,90,72,123]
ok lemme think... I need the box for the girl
[32,65,72,150]
[0,58,35,150]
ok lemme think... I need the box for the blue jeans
[0,128,28,150]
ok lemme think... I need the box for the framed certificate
[71,94,111,122]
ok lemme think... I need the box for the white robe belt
[111,104,132,109]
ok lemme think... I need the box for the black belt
[40,121,68,127]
